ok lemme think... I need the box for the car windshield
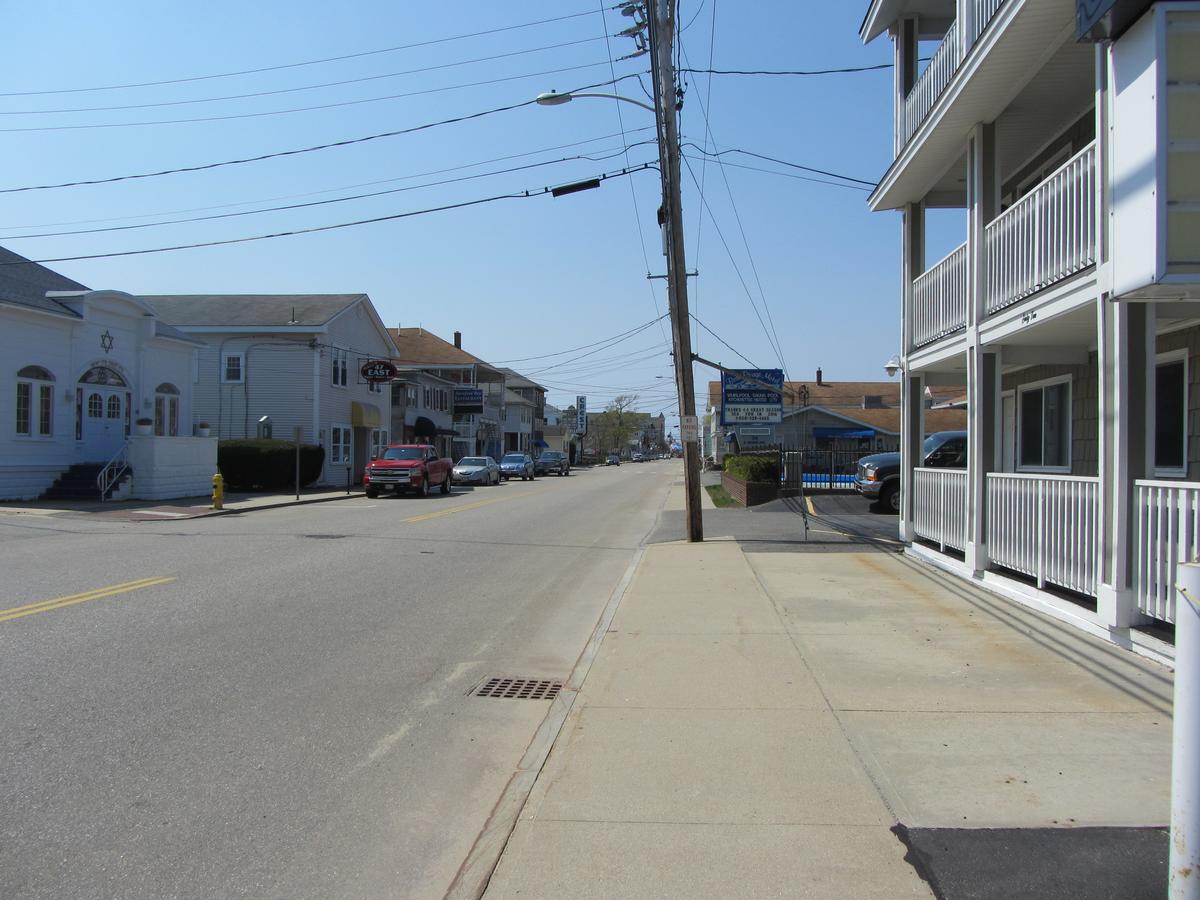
[540,453,562,460]
[501,454,525,463]
[382,447,424,460]
[458,457,487,466]
[923,434,957,455]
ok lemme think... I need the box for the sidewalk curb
[202,492,364,518]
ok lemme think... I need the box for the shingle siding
[1003,355,1099,477]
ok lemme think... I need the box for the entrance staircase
[40,464,132,501]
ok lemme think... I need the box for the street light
[884,355,902,378]
[535,90,655,113]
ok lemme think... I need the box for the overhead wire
[491,314,667,363]
[0,126,657,232]
[0,60,628,133]
[0,75,641,194]
[598,0,671,346]
[689,313,757,368]
[681,154,873,191]
[682,144,876,186]
[0,143,659,240]
[0,162,657,266]
[687,0,719,356]
[0,8,611,97]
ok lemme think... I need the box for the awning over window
[414,415,456,437]
[533,439,549,448]
[351,401,382,428]
[813,427,875,439]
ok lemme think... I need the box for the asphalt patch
[893,825,1168,900]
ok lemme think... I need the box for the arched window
[15,365,55,437]
[154,383,180,436]
[79,366,127,387]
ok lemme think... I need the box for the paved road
[0,461,678,899]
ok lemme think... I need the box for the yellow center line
[402,488,548,524]
[0,576,176,624]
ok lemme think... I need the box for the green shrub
[218,439,325,490]
[723,453,779,483]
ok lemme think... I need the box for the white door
[1000,393,1016,472]
[83,388,126,460]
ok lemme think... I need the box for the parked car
[499,453,535,481]
[363,443,453,498]
[534,450,570,476]
[855,431,968,512]
[631,452,644,463]
[605,453,621,466]
[452,456,500,486]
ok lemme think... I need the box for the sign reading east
[360,360,397,383]
[720,369,784,425]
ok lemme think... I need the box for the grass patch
[705,484,739,508]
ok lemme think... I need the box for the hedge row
[723,453,779,483]
[218,439,325,490]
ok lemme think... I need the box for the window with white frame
[330,425,351,464]
[1018,377,1071,471]
[16,365,54,437]
[1156,352,1188,476]
[221,352,244,384]
[368,378,383,394]
[154,383,180,437]
[406,384,419,406]
[331,348,348,387]
[371,428,389,458]
[423,386,432,408]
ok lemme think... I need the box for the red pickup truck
[363,443,453,498]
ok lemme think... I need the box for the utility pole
[648,0,704,542]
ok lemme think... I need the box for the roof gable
[0,246,88,318]
[139,293,366,328]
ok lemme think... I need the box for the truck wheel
[420,477,430,498]
[365,487,379,499]
[440,473,451,494]
[881,483,900,514]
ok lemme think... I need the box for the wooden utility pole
[649,0,704,542]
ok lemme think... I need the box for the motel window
[1018,377,1071,471]
[1156,354,1188,476]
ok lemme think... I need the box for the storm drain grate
[474,678,562,701]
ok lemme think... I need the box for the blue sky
[0,2,960,433]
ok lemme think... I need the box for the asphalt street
[0,461,678,899]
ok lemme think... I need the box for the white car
[452,456,500,485]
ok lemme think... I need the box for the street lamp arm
[535,90,655,113]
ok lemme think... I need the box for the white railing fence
[1134,480,1200,624]
[971,0,1006,43]
[987,473,1099,596]
[913,467,969,551]
[901,23,961,147]
[97,441,130,501]
[912,241,969,347]
[985,142,1097,314]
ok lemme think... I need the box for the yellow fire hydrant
[211,472,224,510]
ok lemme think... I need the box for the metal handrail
[96,441,130,501]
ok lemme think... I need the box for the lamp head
[884,355,901,378]
[535,91,572,107]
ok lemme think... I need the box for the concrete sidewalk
[0,487,363,520]
[484,492,1173,897]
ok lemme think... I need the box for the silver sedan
[451,456,500,486]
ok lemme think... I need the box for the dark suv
[854,431,967,512]
[534,451,570,476]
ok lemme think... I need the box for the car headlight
[864,470,878,481]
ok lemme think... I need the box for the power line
[0,37,610,116]
[0,162,656,266]
[0,126,656,232]
[680,62,897,76]
[0,8,610,97]
[0,76,636,194]
[683,143,876,186]
[0,144,658,240]
[491,314,667,363]
[0,60,630,133]
[681,154,872,191]
[688,0,719,357]
[689,313,758,368]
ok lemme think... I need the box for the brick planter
[721,472,779,507]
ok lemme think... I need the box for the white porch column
[966,123,998,573]
[900,199,925,543]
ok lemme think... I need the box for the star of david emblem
[100,330,114,352]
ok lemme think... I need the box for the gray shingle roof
[0,246,88,317]
[139,293,366,328]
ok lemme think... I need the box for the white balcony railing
[901,22,961,148]
[987,473,1099,596]
[913,468,969,551]
[971,0,1006,43]
[912,241,969,347]
[1134,480,1200,624]
[985,142,1097,314]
